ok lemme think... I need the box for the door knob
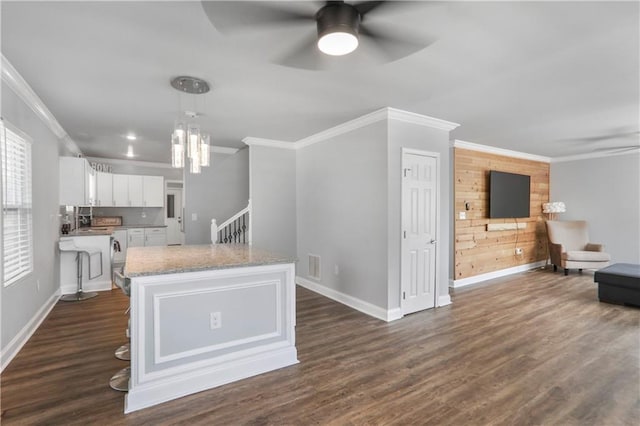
[430,239,437,244]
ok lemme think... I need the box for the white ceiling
[1,1,638,163]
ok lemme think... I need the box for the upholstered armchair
[545,220,611,275]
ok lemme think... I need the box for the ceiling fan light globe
[317,32,359,56]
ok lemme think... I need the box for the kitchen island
[122,244,298,413]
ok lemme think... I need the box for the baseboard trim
[125,346,298,413]
[451,261,546,288]
[296,276,402,322]
[437,294,452,307]
[61,279,112,295]
[1,289,61,372]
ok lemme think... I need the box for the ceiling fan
[556,129,640,154]
[201,1,435,70]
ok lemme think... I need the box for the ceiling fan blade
[560,130,640,143]
[359,22,434,62]
[200,1,315,34]
[353,1,387,16]
[275,33,331,71]
[593,145,640,154]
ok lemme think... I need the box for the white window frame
[1,119,34,287]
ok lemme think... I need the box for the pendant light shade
[171,132,185,168]
[169,76,213,174]
[200,134,211,167]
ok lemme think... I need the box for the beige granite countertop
[124,244,296,277]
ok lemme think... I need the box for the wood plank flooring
[1,269,638,425]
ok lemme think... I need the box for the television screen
[489,171,531,218]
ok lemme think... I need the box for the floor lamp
[542,202,566,268]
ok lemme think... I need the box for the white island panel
[124,247,297,413]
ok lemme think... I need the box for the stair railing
[211,200,251,245]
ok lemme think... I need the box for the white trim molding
[1,290,60,372]
[437,294,452,307]
[388,107,460,131]
[453,139,551,163]
[1,54,81,156]
[243,137,296,150]
[296,276,403,322]
[243,108,459,151]
[451,261,546,288]
[297,107,459,150]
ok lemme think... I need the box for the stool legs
[61,252,98,302]
[109,366,130,392]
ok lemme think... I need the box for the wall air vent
[308,254,321,280]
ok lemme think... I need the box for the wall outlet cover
[459,211,466,220]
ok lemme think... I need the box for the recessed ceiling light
[126,145,134,158]
[126,133,137,141]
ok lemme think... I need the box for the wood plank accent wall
[454,148,550,280]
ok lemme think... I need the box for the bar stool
[110,270,131,392]
[58,239,101,302]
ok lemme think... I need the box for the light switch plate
[192,213,198,221]
[459,211,466,220]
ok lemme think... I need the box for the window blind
[1,120,33,286]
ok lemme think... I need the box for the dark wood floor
[1,268,638,425]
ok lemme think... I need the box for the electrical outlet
[515,248,523,255]
[192,213,198,221]
[210,312,222,329]
[459,211,466,220]
[36,279,40,292]
[334,264,339,276]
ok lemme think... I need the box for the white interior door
[401,151,438,315]
[165,187,184,245]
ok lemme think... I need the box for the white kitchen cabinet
[113,174,129,206]
[128,228,145,247]
[128,175,144,207]
[143,175,164,207]
[95,171,113,207]
[144,227,167,246]
[127,227,166,247]
[59,157,96,206]
[104,173,165,208]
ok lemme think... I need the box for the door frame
[165,180,184,245]
[400,148,441,314]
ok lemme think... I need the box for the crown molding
[551,147,640,163]
[212,146,240,155]
[295,108,389,149]
[295,107,459,150]
[242,137,296,150]
[453,139,551,163]
[1,54,81,156]
[387,107,460,131]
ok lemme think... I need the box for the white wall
[1,81,66,366]
[296,121,389,309]
[551,153,640,263]
[185,149,250,245]
[387,120,452,309]
[250,146,296,257]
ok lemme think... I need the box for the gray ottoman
[594,263,640,307]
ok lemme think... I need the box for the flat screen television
[489,171,531,218]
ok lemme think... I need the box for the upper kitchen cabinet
[59,157,96,206]
[128,175,144,206]
[95,171,113,207]
[112,174,129,206]
[112,174,164,207]
[143,175,164,207]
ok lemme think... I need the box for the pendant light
[170,76,212,173]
